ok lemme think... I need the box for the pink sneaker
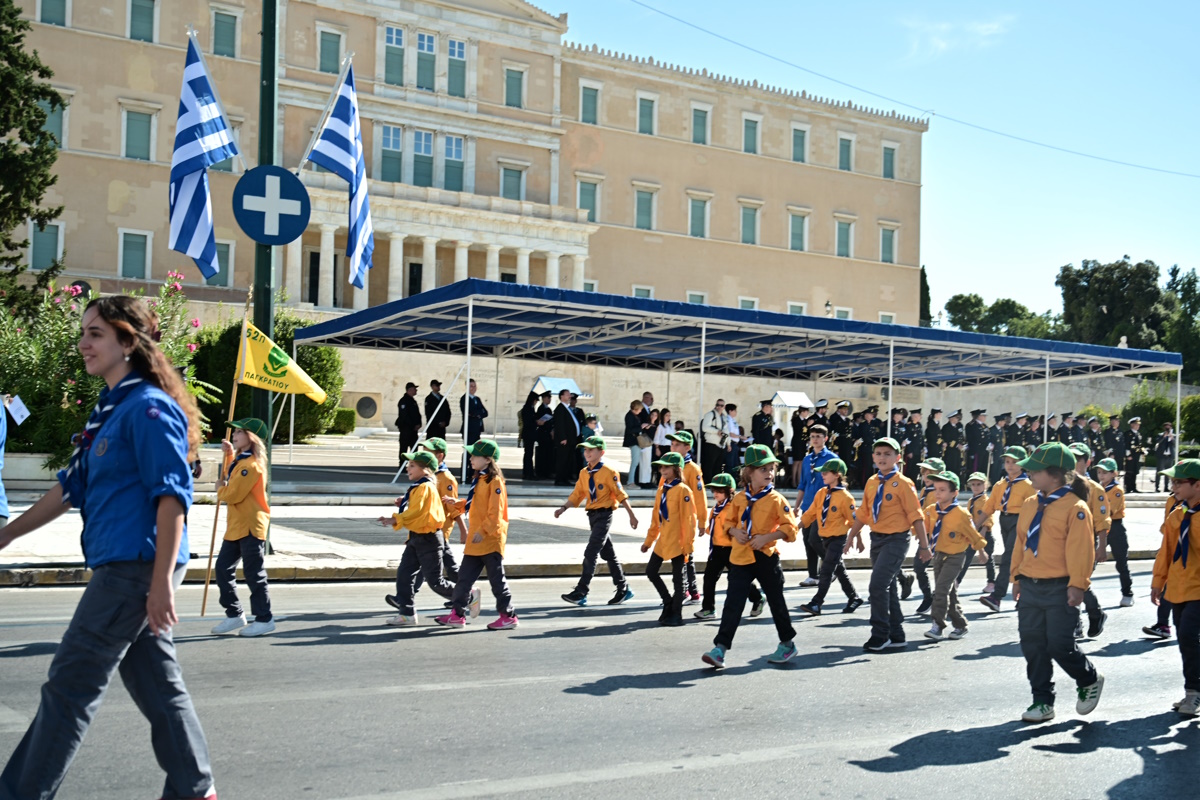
[487,613,519,630]
[434,612,467,628]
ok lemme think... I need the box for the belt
[411,530,439,536]
[872,530,911,536]
[1000,512,1020,518]
[587,507,615,514]
[1021,575,1069,585]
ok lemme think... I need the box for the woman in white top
[653,408,674,455]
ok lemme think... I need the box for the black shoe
[1074,618,1085,639]
[916,595,933,615]
[385,594,401,610]
[443,600,454,609]
[900,572,915,600]
[664,615,685,627]
[1087,611,1107,638]
[608,585,634,605]
[884,637,907,649]
[562,590,588,606]
[799,603,822,616]
[843,597,864,614]
[864,636,891,652]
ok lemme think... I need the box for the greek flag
[308,66,374,289]
[168,37,239,279]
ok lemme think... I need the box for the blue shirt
[57,383,192,569]
[0,406,8,519]
[798,447,837,512]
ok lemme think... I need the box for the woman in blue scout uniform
[0,296,214,800]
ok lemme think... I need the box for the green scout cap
[228,417,269,441]
[420,437,448,454]
[653,451,686,468]
[666,430,694,446]
[967,472,988,484]
[743,443,781,468]
[820,458,848,474]
[918,457,946,472]
[1067,443,1091,460]
[1018,442,1076,472]
[873,437,902,453]
[577,435,606,450]
[706,473,737,490]
[403,451,438,471]
[931,470,960,490]
[1163,459,1200,480]
[1096,458,1119,472]
[465,438,500,459]
[1002,445,1028,461]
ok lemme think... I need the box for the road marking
[0,703,30,734]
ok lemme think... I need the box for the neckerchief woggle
[659,479,681,522]
[1003,472,1030,509]
[398,476,432,513]
[1025,486,1071,556]
[587,461,604,503]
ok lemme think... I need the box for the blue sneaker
[767,641,798,664]
[608,585,634,605]
[702,646,726,668]
[561,591,588,606]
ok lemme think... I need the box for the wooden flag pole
[201,288,253,616]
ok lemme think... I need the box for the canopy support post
[1044,355,1051,443]
[886,339,895,439]
[288,341,297,464]
[698,321,707,458]
[462,297,474,483]
[1177,367,1184,454]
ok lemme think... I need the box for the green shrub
[329,408,356,434]
[1121,378,1179,438]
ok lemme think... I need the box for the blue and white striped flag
[169,37,239,279]
[308,66,374,289]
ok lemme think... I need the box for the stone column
[352,278,368,310]
[549,149,560,206]
[515,248,531,284]
[544,252,561,288]
[454,241,470,282]
[485,244,501,281]
[464,136,477,194]
[571,254,587,290]
[387,233,405,301]
[318,224,336,307]
[285,236,302,303]
[433,130,446,189]
[421,236,438,292]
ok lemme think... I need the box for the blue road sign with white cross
[232,165,312,246]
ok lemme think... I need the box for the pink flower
[54,297,62,304]
[76,399,82,405]
[70,304,77,311]
[187,343,198,352]
[191,318,200,328]
[171,282,182,292]
[67,378,75,385]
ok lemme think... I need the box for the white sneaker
[1119,595,1134,608]
[386,613,419,627]
[1076,674,1105,715]
[468,588,482,619]
[682,594,700,606]
[1022,703,1055,723]
[1176,691,1200,716]
[923,625,944,641]
[240,619,276,637]
[983,582,995,595]
[799,577,819,588]
[948,627,968,640]
[211,614,246,634]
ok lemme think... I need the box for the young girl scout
[905,457,945,613]
[211,417,274,637]
[1151,459,1200,716]
[556,434,638,607]
[0,295,214,799]
[979,446,1035,612]
[664,431,708,605]
[1067,443,1112,639]
[435,439,518,630]
[922,471,987,641]
[1009,442,1104,723]
[1146,492,1185,639]
[422,438,464,585]
[379,450,451,626]
[798,458,863,615]
[1095,457,1134,608]
[703,444,799,668]
[957,472,994,587]
[845,437,930,652]
[695,472,765,620]
[642,451,697,627]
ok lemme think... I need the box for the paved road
[0,565,1194,799]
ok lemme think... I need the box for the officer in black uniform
[829,400,853,464]
[1123,416,1145,492]
[1025,415,1044,450]
[1009,412,1028,449]
[942,409,965,480]
[987,413,1009,484]
[1086,416,1104,462]
[1072,412,1088,444]
[966,409,989,478]
[1057,411,1074,445]
[904,408,925,482]
[855,406,879,489]
[1102,414,1124,463]
[811,399,830,434]
[925,408,944,460]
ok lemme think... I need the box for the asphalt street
[0,564,1195,799]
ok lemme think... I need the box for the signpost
[233,165,311,246]
[253,0,279,438]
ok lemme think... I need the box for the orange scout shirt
[800,486,856,538]
[435,466,462,537]
[724,488,799,566]
[708,495,737,547]
[1010,491,1095,591]
[217,454,270,541]
[567,463,629,510]
[858,471,924,534]
[390,478,446,536]
[983,474,1037,518]
[644,481,697,560]
[1081,475,1111,535]
[1152,503,1200,604]
[1101,480,1126,521]
[924,502,987,555]
[452,475,509,557]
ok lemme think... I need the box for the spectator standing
[1124,417,1146,492]
[459,379,489,479]
[519,391,539,480]
[396,382,422,468]
[624,400,651,487]
[1155,423,1178,491]
[570,393,587,472]
[535,390,555,479]
[424,379,451,440]
[700,399,729,478]
[724,404,742,474]
[553,389,581,486]
[653,408,674,463]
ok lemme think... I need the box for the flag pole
[295,52,355,174]
[184,24,248,173]
[201,287,253,615]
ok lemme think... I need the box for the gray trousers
[215,536,272,622]
[575,509,627,594]
[394,532,455,616]
[931,551,967,630]
[990,513,1021,600]
[1018,577,1098,706]
[0,562,213,800]
[868,532,911,642]
[451,552,515,617]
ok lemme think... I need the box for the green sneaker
[767,641,797,664]
[1021,703,1055,723]
[702,646,726,668]
[693,608,716,620]
[1076,674,1104,715]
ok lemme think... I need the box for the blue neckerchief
[970,493,985,520]
[931,502,954,548]
[683,452,693,463]
[226,451,253,480]
[707,496,729,537]
[872,467,899,523]
[464,475,481,514]
[659,479,681,523]
[60,373,144,514]
[587,461,604,502]
[919,485,933,506]
[399,476,432,513]
[1175,504,1199,568]
[820,486,838,528]
[1104,479,1118,493]
[1003,472,1030,509]
[741,483,774,536]
[436,463,450,474]
[1025,486,1071,557]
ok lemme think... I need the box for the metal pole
[288,340,297,464]
[462,298,474,482]
[252,0,278,449]
[1177,367,1184,455]
[886,339,894,439]
[698,321,707,460]
[1044,355,1051,443]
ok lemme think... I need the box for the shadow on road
[0,641,59,658]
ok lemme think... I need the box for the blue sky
[549,0,1200,319]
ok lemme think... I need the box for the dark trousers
[1124,458,1141,492]
[1018,578,1098,705]
[701,544,762,613]
[868,532,911,642]
[1160,598,1175,627]
[701,442,724,482]
[394,532,455,616]
[0,563,212,800]
[555,443,575,484]
[536,441,554,478]
[522,442,536,479]
[1108,519,1133,596]
[575,509,626,594]
[398,430,418,464]
[803,522,822,579]
[1173,600,1200,691]
[215,536,272,622]
[714,551,795,650]
[686,558,698,594]
[646,553,685,622]
[451,552,514,617]
[991,513,1021,600]
[811,535,859,605]
[959,529,997,585]
[911,550,932,598]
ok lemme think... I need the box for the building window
[578,181,598,222]
[119,230,151,279]
[500,272,517,284]
[835,307,852,320]
[689,198,707,238]
[879,312,895,324]
[792,126,807,163]
[740,206,758,245]
[416,32,436,91]
[38,100,63,149]
[412,130,433,187]
[632,285,654,299]
[208,242,233,287]
[580,85,599,125]
[319,30,341,74]
[212,11,237,57]
[123,109,153,160]
[129,0,154,42]
[838,135,854,171]
[447,39,466,97]
[501,167,523,200]
[687,291,707,304]
[582,280,597,292]
[41,0,67,26]
[743,117,759,155]
[692,106,709,145]
[211,125,238,172]
[883,145,896,180]
[789,213,807,252]
[836,220,853,258]
[505,68,524,108]
[787,302,807,315]
[637,96,655,135]
[380,124,403,182]
[634,190,654,230]
[738,297,759,311]
[384,27,404,86]
[30,221,61,270]
[880,227,896,264]
[444,135,464,191]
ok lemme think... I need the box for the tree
[919,266,931,324]
[1164,265,1200,384]
[979,298,1032,335]
[944,293,986,332]
[1056,258,1171,349]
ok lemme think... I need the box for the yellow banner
[237,321,328,405]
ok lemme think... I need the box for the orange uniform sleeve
[676,485,698,555]
[898,481,923,525]
[644,486,664,549]
[800,491,820,528]
[566,469,588,508]
[1152,511,1179,591]
[774,495,799,543]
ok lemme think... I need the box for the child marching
[1150,459,1200,715]
[380,450,452,626]
[798,459,863,615]
[642,451,697,626]
[556,435,638,606]
[422,438,464,587]
[663,431,709,605]
[696,472,766,620]
[979,446,1035,612]
[1066,443,1113,639]
[922,471,987,641]
[1095,457,1134,608]
[703,445,799,667]
[435,439,519,630]
[211,417,275,637]
[905,457,945,613]
[1146,492,1185,639]
[957,472,995,587]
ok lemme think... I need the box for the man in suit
[535,390,555,479]
[942,409,965,480]
[570,393,587,471]
[396,382,422,467]
[1123,416,1145,492]
[553,389,582,486]
[423,379,451,440]
[459,379,489,479]
[925,408,944,460]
